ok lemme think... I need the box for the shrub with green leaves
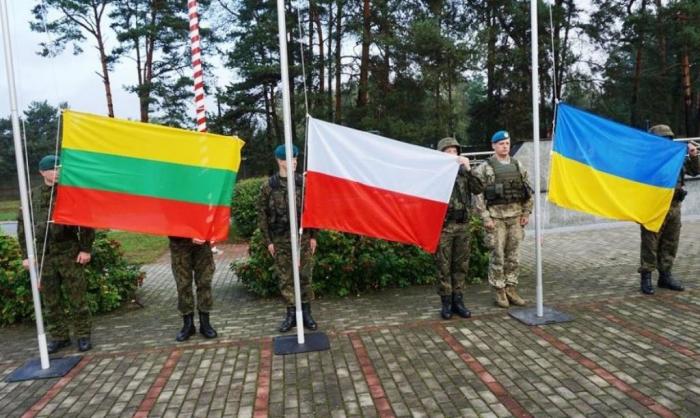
[231,177,266,238]
[0,232,144,326]
[232,216,489,298]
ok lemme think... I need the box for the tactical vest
[267,173,304,235]
[483,157,527,205]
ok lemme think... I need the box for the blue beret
[274,144,299,159]
[39,155,59,171]
[491,130,510,143]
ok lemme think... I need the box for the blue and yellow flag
[548,103,687,232]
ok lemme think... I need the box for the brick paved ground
[1,220,700,417]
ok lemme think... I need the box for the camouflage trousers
[485,216,524,289]
[435,221,471,296]
[639,202,681,273]
[272,236,314,306]
[41,250,91,339]
[170,240,215,315]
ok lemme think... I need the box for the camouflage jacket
[444,166,485,222]
[472,157,534,222]
[17,184,95,260]
[257,173,315,245]
[679,154,700,187]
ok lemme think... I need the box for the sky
[0,0,228,121]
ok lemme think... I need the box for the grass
[106,231,169,265]
[0,200,18,222]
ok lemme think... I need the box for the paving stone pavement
[1,221,700,417]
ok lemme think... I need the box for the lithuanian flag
[548,103,686,232]
[53,111,244,241]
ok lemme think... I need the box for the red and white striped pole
[188,0,206,132]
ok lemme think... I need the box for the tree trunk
[654,0,666,73]
[486,5,496,101]
[681,47,692,135]
[630,0,647,127]
[334,0,343,121]
[95,29,114,118]
[357,0,370,107]
[313,5,325,98]
[327,0,333,118]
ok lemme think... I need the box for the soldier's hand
[689,142,698,157]
[268,243,275,256]
[22,259,29,270]
[192,238,206,245]
[76,251,91,265]
[519,215,530,226]
[484,219,495,230]
[310,238,317,255]
[458,156,471,170]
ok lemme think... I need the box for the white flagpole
[0,0,50,368]
[276,0,305,344]
[530,0,544,317]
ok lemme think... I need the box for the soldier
[473,131,533,308]
[257,144,318,333]
[639,125,699,294]
[435,137,484,319]
[17,155,95,353]
[170,236,218,341]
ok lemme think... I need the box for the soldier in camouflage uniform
[473,131,533,308]
[257,144,318,333]
[169,236,218,341]
[17,155,95,353]
[639,124,699,295]
[435,137,484,319]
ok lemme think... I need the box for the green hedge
[233,217,489,298]
[231,177,266,238]
[230,174,490,298]
[0,232,144,326]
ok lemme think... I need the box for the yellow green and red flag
[53,111,244,241]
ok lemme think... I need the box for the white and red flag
[301,117,460,253]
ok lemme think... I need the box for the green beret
[39,155,59,171]
[274,144,299,159]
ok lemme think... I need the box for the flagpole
[275,0,305,345]
[1,0,50,369]
[530,0,544,317]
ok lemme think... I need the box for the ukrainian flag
[548,103,687,232]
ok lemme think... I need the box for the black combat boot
[47,339,71,354]
[440,295,453,320]
[301,302,318,330]
[77,337,92,352]
[451,293,472,318]
[198,311,218,338]
[279,306,296,333]
[640,271,654,295]
[658,271,685,291]
[176,313,196,342]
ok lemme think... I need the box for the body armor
[483,157,528,205]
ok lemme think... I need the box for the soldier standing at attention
[257,144,318,333]
[473,131,533,308]
[435,137,484,319]
[18,155,95,353]
[639,124,699,295]
[170,236,218,341]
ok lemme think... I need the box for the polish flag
[301,117,460,253]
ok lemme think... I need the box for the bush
[0,232,144,326]
[232,216,489,298]
[231,177,266,239]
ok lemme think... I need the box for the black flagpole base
[509,306,574,326]
[5,356,82,382]
[273,332,330,355]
